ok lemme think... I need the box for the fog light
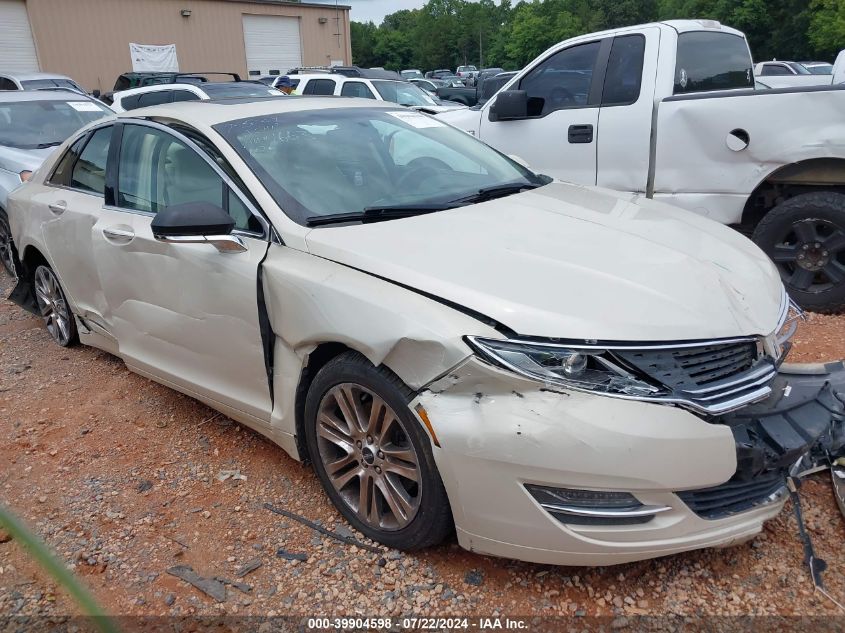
[525,484,672,526]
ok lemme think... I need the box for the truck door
[478,39,604,185]
[595,29,659,193]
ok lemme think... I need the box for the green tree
[808,0,845,59]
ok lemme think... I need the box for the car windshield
[803,63,833,75]
[215,108,544,224]
[786,62,811,75]
[371,81,437,106]
[21,78,84,92]
[0,99,111,149]
[202,82,283,98]
[401,70,423,79]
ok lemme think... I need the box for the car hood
[304,182,784,341]
[0,145,54,175]
[412,104,467,114]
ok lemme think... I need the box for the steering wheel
[549,86,575,108]
[395,157,453,191]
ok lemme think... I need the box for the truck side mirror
[488,90,527,122]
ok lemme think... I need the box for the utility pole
[479,27,483,68]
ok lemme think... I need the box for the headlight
[466,336,663,397]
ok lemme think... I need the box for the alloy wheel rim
[34,267,71,345]
[0,220,13,275]
[316,383,422,531]
[768,218,845,294]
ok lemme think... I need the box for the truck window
[518,41,601,116]
[340,81,376,99]
[761,64,791,76]
[303,79,337,95]
[602,34,645,106]
[674,32,753,94]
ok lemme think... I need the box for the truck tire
[752,191,845,314]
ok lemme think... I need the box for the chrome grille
[676,473,786,520]
[614,340,777,415]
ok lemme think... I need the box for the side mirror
[151,202,245,253]
[92,89,101,98]
[488,90,527,122]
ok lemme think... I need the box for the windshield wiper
[306,203,456,227]
[35,141,63,149]
[450,181,542,205]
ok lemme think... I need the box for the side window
[303,79,337,95]
[137,90,173,108]
[172,90,201,103]
[113,75,131,91]
[761,64,790,76]
[0,78,17,90]
[70,127,111,195]
[518,41,601,116]
[117,125,258,231]
[119,94,142,111]
[341,81,375,99]
[49,136,87,186]
[601,35,645,106]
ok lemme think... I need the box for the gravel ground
[1,267,845,622]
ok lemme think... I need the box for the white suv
[111,81,283,112]
[293,74,465,113]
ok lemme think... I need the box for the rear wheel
[33,264,78,347]
[753,192,845,313]
[304,352,452,550]
[0,211,14,276]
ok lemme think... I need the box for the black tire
[0,210,14,277]
[752,191,845,314]
[304,351,452,550]
[33,264,78,347]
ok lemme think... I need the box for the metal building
[0,0,352,91]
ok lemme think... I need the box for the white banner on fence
[129,43,179,72]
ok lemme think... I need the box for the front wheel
[0,211,14,276]
[33,264,78,347]
[304,352,452,550]
[753,191,845,314]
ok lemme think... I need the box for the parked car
[439,20,845,312]
[400,69,424,80]
[110,81,284,112]
[800,61,834,75]
[409,78,446,94]
[0,90,113,274]
[9,96,845,565]
[426,69,453,80]
[0,72,86,94]
[294,75,465,112]
[753,59,840,88]
[434,70,517,107]
[437,74,465,87]
[102,72,241,104]
[456,65,478,83]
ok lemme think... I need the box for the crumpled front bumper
[415,358,845,566]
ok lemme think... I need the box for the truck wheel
[0,210,14,276]
[753,192,845,313]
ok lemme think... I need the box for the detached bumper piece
[678,361,845,520]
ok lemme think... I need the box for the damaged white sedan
[7,98,845,565]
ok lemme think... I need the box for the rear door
[92,121,273,422]
[595,30,658,192]
[478,39,606,185]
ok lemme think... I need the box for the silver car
[0,90,113,274]
[0,71,86,94]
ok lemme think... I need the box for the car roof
[117,96,398,127]
[0,89,95,103]
[0,71,75,81]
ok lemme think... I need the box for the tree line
[350,0,845,72]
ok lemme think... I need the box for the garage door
[242,15,302,77]
[0,0,39,72]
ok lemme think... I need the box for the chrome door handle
[102,227,135,243]
[48,200,67,215]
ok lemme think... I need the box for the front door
[93,121,273,422]
[479,39,604,185]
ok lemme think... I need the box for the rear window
[674,32,753,94]
[303,79,337,95]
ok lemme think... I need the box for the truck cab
[439,20,845,313]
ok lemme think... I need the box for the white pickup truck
[438,20,845,313]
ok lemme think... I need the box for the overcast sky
[318,0,428,24]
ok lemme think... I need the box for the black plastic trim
[664,83,845,102]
